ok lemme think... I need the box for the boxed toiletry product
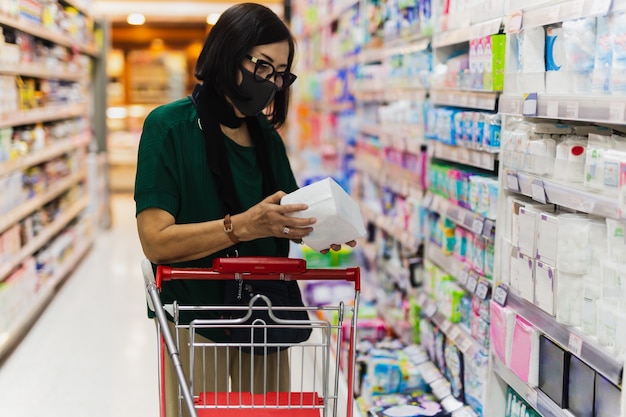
[538,335,569,408]
[510,315,540,387]
[534,261,556,316]
[516,250,535,304]
[567,355,595,417]
[535,211,558,264]
[594,374,621,417]
[490,301,516,366]
[484,34,506,91]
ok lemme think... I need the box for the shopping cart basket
[143,256,361,417]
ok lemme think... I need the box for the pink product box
[302,280,355,307]
[342,318,387,342]
[510,315,540,387]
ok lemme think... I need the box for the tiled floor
[0,193,358,417]
[0,194,159,417]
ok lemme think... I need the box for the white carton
[281,177,366,251]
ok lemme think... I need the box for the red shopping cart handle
[156,257,360,290]
[213,256,306,273]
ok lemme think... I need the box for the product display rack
[0,1,103,361]
[291,0,626,415]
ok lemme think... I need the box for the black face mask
[230,67,278,116]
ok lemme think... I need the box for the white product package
[281,177,366,251]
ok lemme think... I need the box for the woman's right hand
[235,191,316,242]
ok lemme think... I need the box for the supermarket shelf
[503,168,621,220]
[506,290,623,387]
[0,168,87,235]
[0,63,89,82]
[415,290,486,357]
[383,37,431,57]
[492,356,575,417]
[359,203,421,253]
[354,152,424,198]
[0,15,99,57]
[425,192,496,242]
[499,94,626,125]
[430,141,499,171]
[0,196,89,283]
[433,17,502,48]
[0,103,88,128]
[0,238,92,361]
[430,89,499,111]
[0,134,90,177]
[509,0,614,31]
[425,242,492,297]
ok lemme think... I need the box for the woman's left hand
[320,240,357,255]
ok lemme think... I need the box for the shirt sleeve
[134,107,181,217]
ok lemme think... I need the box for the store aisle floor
[0,193,159,417]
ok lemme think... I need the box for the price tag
[526,389,538,408]
[475,280,490,300]
[547,5,561,22]
[507,10,523,33]
[546,100,559,118]
[441,319,452,332]
[493,284,509,306]
[458,337,474,353]
[531,179,547,204]
[589,0,613,16]
[568,332,584,357]
[453,408,475,417]
[568,0,585,17]
[459,269,470,286]
[417,292,428,306]
[566,102,580,119]
[609,102,625,123]
[472,217,485,235]
[466,274,479,293]
[423,192,434,209]
[523,93,538,116]
[448,326,462,340]
[425,303,438,318]
[506,171,521,192]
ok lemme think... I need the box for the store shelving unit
[0,1,102,361]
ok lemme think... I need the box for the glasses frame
[244,54,297,90]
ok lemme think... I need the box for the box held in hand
[281,177,366,252]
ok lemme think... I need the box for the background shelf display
[505,291,623,387]
[429,89,499,111]
[503,168,621,219]
[499,94,626,125]
[0,0,103,362]
[415,291,486,357]
[492,357,573,417]
[425,193,497,241]
[430,142,499,172]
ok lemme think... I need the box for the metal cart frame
[143,256,361,417]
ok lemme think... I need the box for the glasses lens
[280,72,297,90]
[253,60,275,81]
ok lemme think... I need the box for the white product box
[536,211,558,264]
[281,177,367,252]
[518,206,539,256]
[517,250,535,303]
[534,261,556,316]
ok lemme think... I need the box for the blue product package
[545,25,564,71]
[592,16,612,93]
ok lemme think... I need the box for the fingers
[319,241,358,254]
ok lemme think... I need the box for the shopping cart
[143,256,361,417]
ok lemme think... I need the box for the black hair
[194,3,295,127]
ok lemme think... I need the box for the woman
[134,3,356,415]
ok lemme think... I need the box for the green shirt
[134,97,298,338]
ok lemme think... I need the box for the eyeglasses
[245,54,297,90]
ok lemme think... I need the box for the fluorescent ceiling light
[127,13,146,25]
[207,13,220,25]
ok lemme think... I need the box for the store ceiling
[92,0,284,24]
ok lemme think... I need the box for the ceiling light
[127,13,146,25]
[207,13,220,25]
